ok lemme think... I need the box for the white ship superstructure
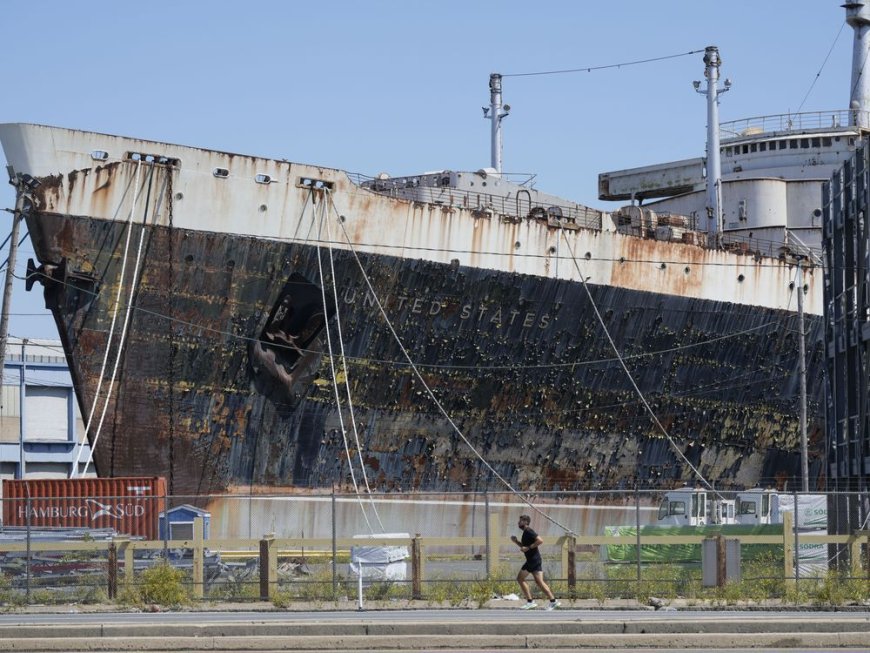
[599,2,870,259]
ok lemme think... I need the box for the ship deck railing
[719,109,866,140]
[347,171,605,231]
[347,172,822,264]
[685,231,823,265]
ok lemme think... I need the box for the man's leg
[516,568,533,600]
[531,571,555,601]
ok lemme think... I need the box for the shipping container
[1,477,167,539]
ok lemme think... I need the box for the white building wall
[0,338,90,487]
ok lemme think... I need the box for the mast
[845,1,870,128]
[485,74,510,173]
[695,46,730,236]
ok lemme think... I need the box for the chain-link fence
[0,489,867,606]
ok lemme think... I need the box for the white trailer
[734,489,827,528]
[656,488,736,527]
[657,488,827,529]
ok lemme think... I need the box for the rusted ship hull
[32,214,825,496]
[1,124,826,495]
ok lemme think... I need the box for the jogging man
[511,514,560,610]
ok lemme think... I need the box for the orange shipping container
[1,477,167,539]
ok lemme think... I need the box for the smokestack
[845,1,870,128]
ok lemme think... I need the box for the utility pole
[0,191,23,477]
[0,202,22,381]
[796,256,808,492]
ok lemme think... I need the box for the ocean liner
[1,5,866,497]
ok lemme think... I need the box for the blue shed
[158,504,211,540]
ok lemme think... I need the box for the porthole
[213,168,229,178]
[737,274,745,282]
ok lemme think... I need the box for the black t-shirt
[521,527,542,564]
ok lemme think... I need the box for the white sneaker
[521,601,538,610]
[545,600,561,611]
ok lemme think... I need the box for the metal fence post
[484,492,490,579]
[783,510,794,586]
[332,489,338,596]
[635,487,641,589]
[162,492,169,560]
[487,509,500,581]
[25,494,31,603]
[793,491,800,586]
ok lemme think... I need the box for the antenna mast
[694,46,730,236]
[484,74,510,173]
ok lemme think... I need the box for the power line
[796,22,846,114]
[502,49,705,78]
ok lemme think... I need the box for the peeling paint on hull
[31,213,824,496]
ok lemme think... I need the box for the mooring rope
[70,159,143,477]
[80,164,157,477]
[325,189,576,536]
[321,203,385,532]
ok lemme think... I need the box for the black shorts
[521,559,542,573]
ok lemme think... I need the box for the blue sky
[0,1,855,340]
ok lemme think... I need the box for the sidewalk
[0,605,869,651]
